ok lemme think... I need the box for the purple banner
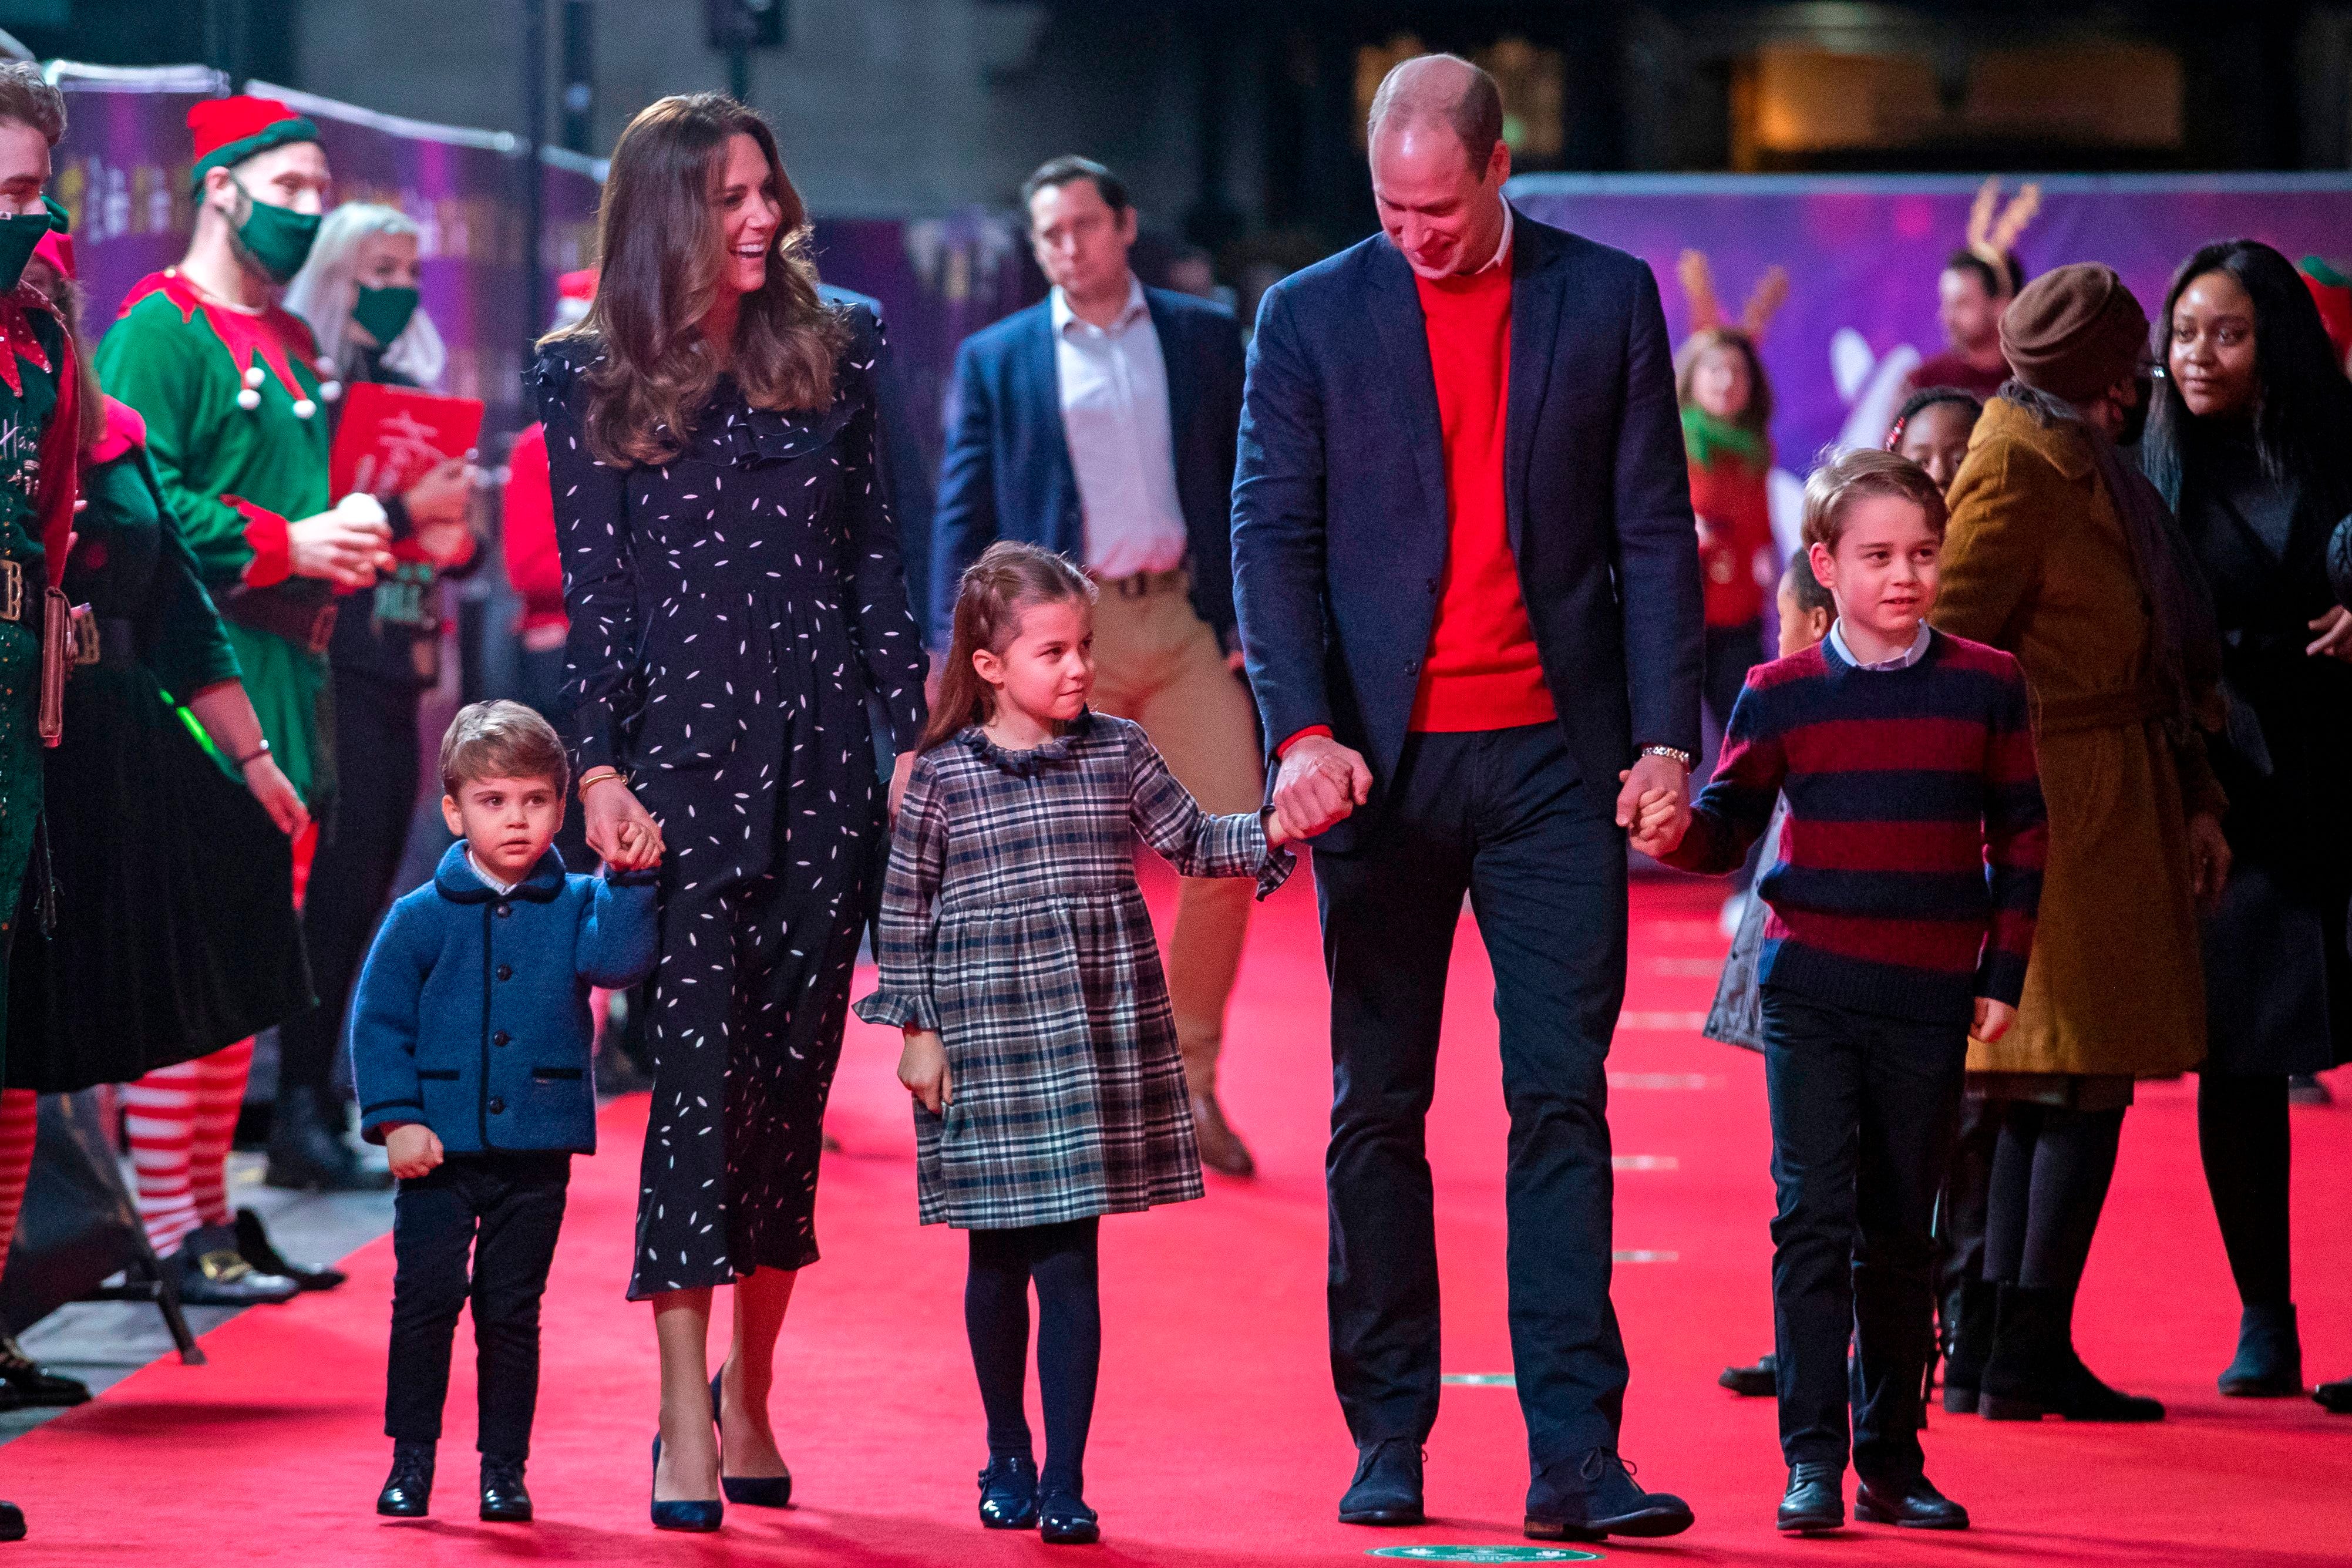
[48,63,223,332]
[1509,173,2352,471]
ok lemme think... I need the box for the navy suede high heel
[711,1371,794,1508]
[650,1434,723,1532]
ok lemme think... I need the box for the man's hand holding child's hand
[386,1123,445,1180]
[1623,783,1683,859]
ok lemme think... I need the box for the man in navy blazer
[932,156,1267,1175]
[1231,56,1704,1541]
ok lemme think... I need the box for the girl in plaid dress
[857,541,1295,1544]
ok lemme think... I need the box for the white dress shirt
[1827,619,1932,671]
[1052,276,1190,580]
[466,850,520,896]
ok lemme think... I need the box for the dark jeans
[386,1150,570,1459]
[1761,987,1964,1478]
[1313,722,1627,1463]
[278,672,422,1098]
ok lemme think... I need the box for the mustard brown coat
[1932,398,2223,1078]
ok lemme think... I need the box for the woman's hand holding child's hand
[607,818,665,873]
[899,1028,951,1114]
[385,1123,445,1180]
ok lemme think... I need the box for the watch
[1638,745,1694,770]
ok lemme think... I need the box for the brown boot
[1190,1092,1256,1177]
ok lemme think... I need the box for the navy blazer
[348,842,658,1155]
[930,285,1247,644]
[1230,211,1704,853]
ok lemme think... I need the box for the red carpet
[6,867,2350,1565]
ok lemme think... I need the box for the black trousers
[1934,1092,2000,1308]
[1760,988,1964,1478]
[1313,722,1627,1463]
[278,672,422,1098]
[386,1150,570,1459]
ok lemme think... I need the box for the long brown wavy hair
[919,541,1097,752]
[551,92,844,467]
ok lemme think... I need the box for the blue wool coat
[349,842,658,1155]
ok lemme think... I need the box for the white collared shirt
[1828,619,1932,672]
[1051,275,1190,580]
[1476,200,1514,274]
[466,850,520,897]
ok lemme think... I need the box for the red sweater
[1407,264,1556,733]
[500,421,567,637]
[1688,452,1774,628]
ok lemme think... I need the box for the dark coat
[1229,210,1704,853]
[930,285,1247,644]
[349,842,658,1154]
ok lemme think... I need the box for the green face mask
[352,284,420,346]
[232,180,321,284]
[0,196,63,295]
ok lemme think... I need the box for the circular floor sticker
[1368,1549,1604,1563]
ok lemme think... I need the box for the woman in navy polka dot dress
[527,93,927,1528]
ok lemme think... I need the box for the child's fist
[898,1028,951,1115]
[1972,998,2017,1044]
[385,1123,444,1180]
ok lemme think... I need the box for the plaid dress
[856,711,1293,1229]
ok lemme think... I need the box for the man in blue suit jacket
[1231,56,1704,1542]
[932,156,1266,1175]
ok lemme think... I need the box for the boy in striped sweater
[1638,448,2045,1536]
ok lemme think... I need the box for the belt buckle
[0,558,18,624]
[69,605,99,666]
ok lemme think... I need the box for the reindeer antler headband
[1678,249,1789,344]
[1965,178,2041,292]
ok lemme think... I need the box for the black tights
[965,1218,1101,1493]
[1980,1103,2124,1293]
[2197,1074,2291,1308]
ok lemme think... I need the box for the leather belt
[0,557,19,623]
[220,585,338,655]
[2031,684,2169,738]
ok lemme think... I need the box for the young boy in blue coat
[349,701,660,1523]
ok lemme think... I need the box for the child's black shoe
[480,1456,532,1522]
[1038,1486,1098,1545]
[377,1441,435,1517]
[977,1455,1039,1530]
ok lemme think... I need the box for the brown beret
[2000,263,2151,403]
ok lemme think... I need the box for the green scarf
[1681,405,1767,472]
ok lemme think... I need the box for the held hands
[1272,734,1372,840]
[2307,605,2352,662]
[2188,810,2232,914]
[888,750,916,826]
[385,1123,445,1180]
[583,777,665,872]
[243,753,309,837]
[289,493,397,589]
[1617,753,1692,859]
[1972,998,2017,1045]
[899,1028,950,1114]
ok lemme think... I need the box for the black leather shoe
[2219,1303,2304,1397]
[1856,1472,1967,1529]
[1718,1353,1776,1397]
[1038,1486,1099,1545]
[1337,1438,1424,1526]
[1777,1462,1844,1533]
[2315,1378,2352,1414]
[377,1441,435,1517]
[171,1225,300,1307]
[233,1209,347,1292]
[0,1500,22,1541]
[480,1456,533,1522]
[264,1089,392,1194]
[1941,1279,1997,1414]
[977,1455,1039,1530]
[1979,1284,2163,1422]
[0,1335,87,1407]
[709,1371,792,1506]
[1527,1448,1695,1541]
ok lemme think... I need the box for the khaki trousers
[1089,570,1264,1096]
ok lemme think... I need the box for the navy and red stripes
[1664,630,2047,1025]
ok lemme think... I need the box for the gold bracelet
[578,768,626,796]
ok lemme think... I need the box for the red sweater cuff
[224,494,292,588]
[1276,725,1333,758]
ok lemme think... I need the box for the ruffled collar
[957,709,1098,776]
[689,374,856,467]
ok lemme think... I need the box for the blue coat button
[488,1098,506,1115]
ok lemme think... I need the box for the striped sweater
[1662,629,2047,1025]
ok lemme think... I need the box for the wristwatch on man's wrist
[1637,745,1694,770]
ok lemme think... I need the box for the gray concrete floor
[0,1144,396,1445]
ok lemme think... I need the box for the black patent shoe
[977,1455,1039,1530]
[1718,1353,1776,1397]
[0,1500,22,1542]
[1856,1472,1967,1529]
[1337,1438,1424,1526]
[172,1225,300,1306]
[1777,1463,1844,1533]
[233,1209,347,1292]
[708,1371,791,1506]
[480,1456,533,1523]
[1038,1487,1099,1545]
[377,1441,435,1517]
[0,1335,87,1408]
[2219,1303,2304,1397]
[1527,1448,1695,1541]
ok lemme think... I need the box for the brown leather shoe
[1190,1093,1256,1177]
